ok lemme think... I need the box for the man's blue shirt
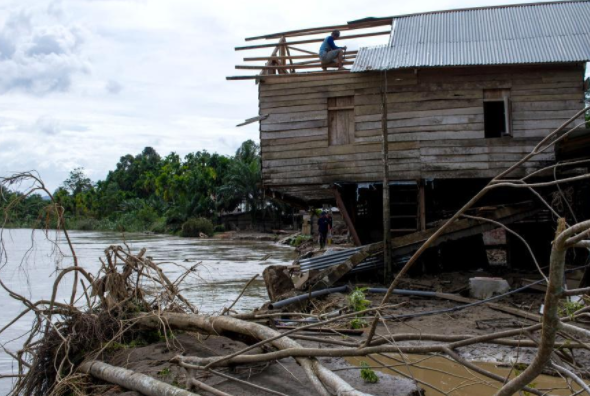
[319,36,340,54]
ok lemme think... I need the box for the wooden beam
[288,46,318,55]
[381,74,392,280]
[244,52,358,61]
[278,36,287,75]
[236,61,353,70]
[226,70,351,80]
[235,30,391,51]
[390,205,540,258]
[332,187,362,246]
[264,188,309,209]
[261,38,285,76]
[237,114,269,127]
[244,20,392,41]
[418,180,426,231]
[328,106,354,111]
[247,24,352,41]
[285,46,295,74]
[284,24,390,39]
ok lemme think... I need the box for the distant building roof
[352,1,590,72]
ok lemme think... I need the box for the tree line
[0,140,274,234]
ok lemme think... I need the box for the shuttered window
[328,96,355,146]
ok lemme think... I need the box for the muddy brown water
[347,354,588,395]
[0,228,296,395]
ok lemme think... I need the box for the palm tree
[218,159,261,217]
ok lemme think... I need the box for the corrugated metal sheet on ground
[352,1,590,72]
[298,247,409,274]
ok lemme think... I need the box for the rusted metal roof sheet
[352,1,590,72]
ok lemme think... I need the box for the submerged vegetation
[0,140,274,234]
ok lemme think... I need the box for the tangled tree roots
[2,243,200,396]
[24,312,123,396]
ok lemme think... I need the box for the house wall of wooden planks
[258,63,587,202]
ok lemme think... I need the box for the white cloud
[0,5,89,95]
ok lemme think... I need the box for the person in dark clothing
[317,212,330,249]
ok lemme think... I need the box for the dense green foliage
[1,140,264,234]
[181,218,214,237]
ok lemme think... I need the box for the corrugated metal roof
[352,1,590,72]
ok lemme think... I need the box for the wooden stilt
[333,187,362,246]
[419,180,426,231]
[381,72,392,280]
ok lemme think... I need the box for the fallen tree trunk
[79,360,201,396]
[495,218,567,396]
[135,312,372,396]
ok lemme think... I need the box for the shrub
[349,318,368,329]
[360,362,379,383]
[114,213,145,232]
[136,206,159,225]
[70,218,99,231]
[559,299,585,319]
[290,235,312,247]
[150,218,168,233]
[181,217,214,237]
[213,224,226,233]
[348,287,371,312]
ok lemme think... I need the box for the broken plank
[236,114,268,127]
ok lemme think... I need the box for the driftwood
[137,312,370,396]
[79,360,200,396]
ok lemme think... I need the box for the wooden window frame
[483,89,512,138]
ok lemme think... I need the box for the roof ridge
[349,0,589,24]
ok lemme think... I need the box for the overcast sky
[0,0,563,192]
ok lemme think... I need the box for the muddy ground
[96,333,422,396]
[91,268,590,396]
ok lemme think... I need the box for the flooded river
[0,228,296,395]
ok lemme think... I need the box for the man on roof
[319,30,347,71]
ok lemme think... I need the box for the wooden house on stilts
[229,1,590,274]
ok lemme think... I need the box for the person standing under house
[319,30,347,70]
[327,212,334,245]
[317,212,331,249]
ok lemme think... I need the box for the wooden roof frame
[227,19,393,81]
